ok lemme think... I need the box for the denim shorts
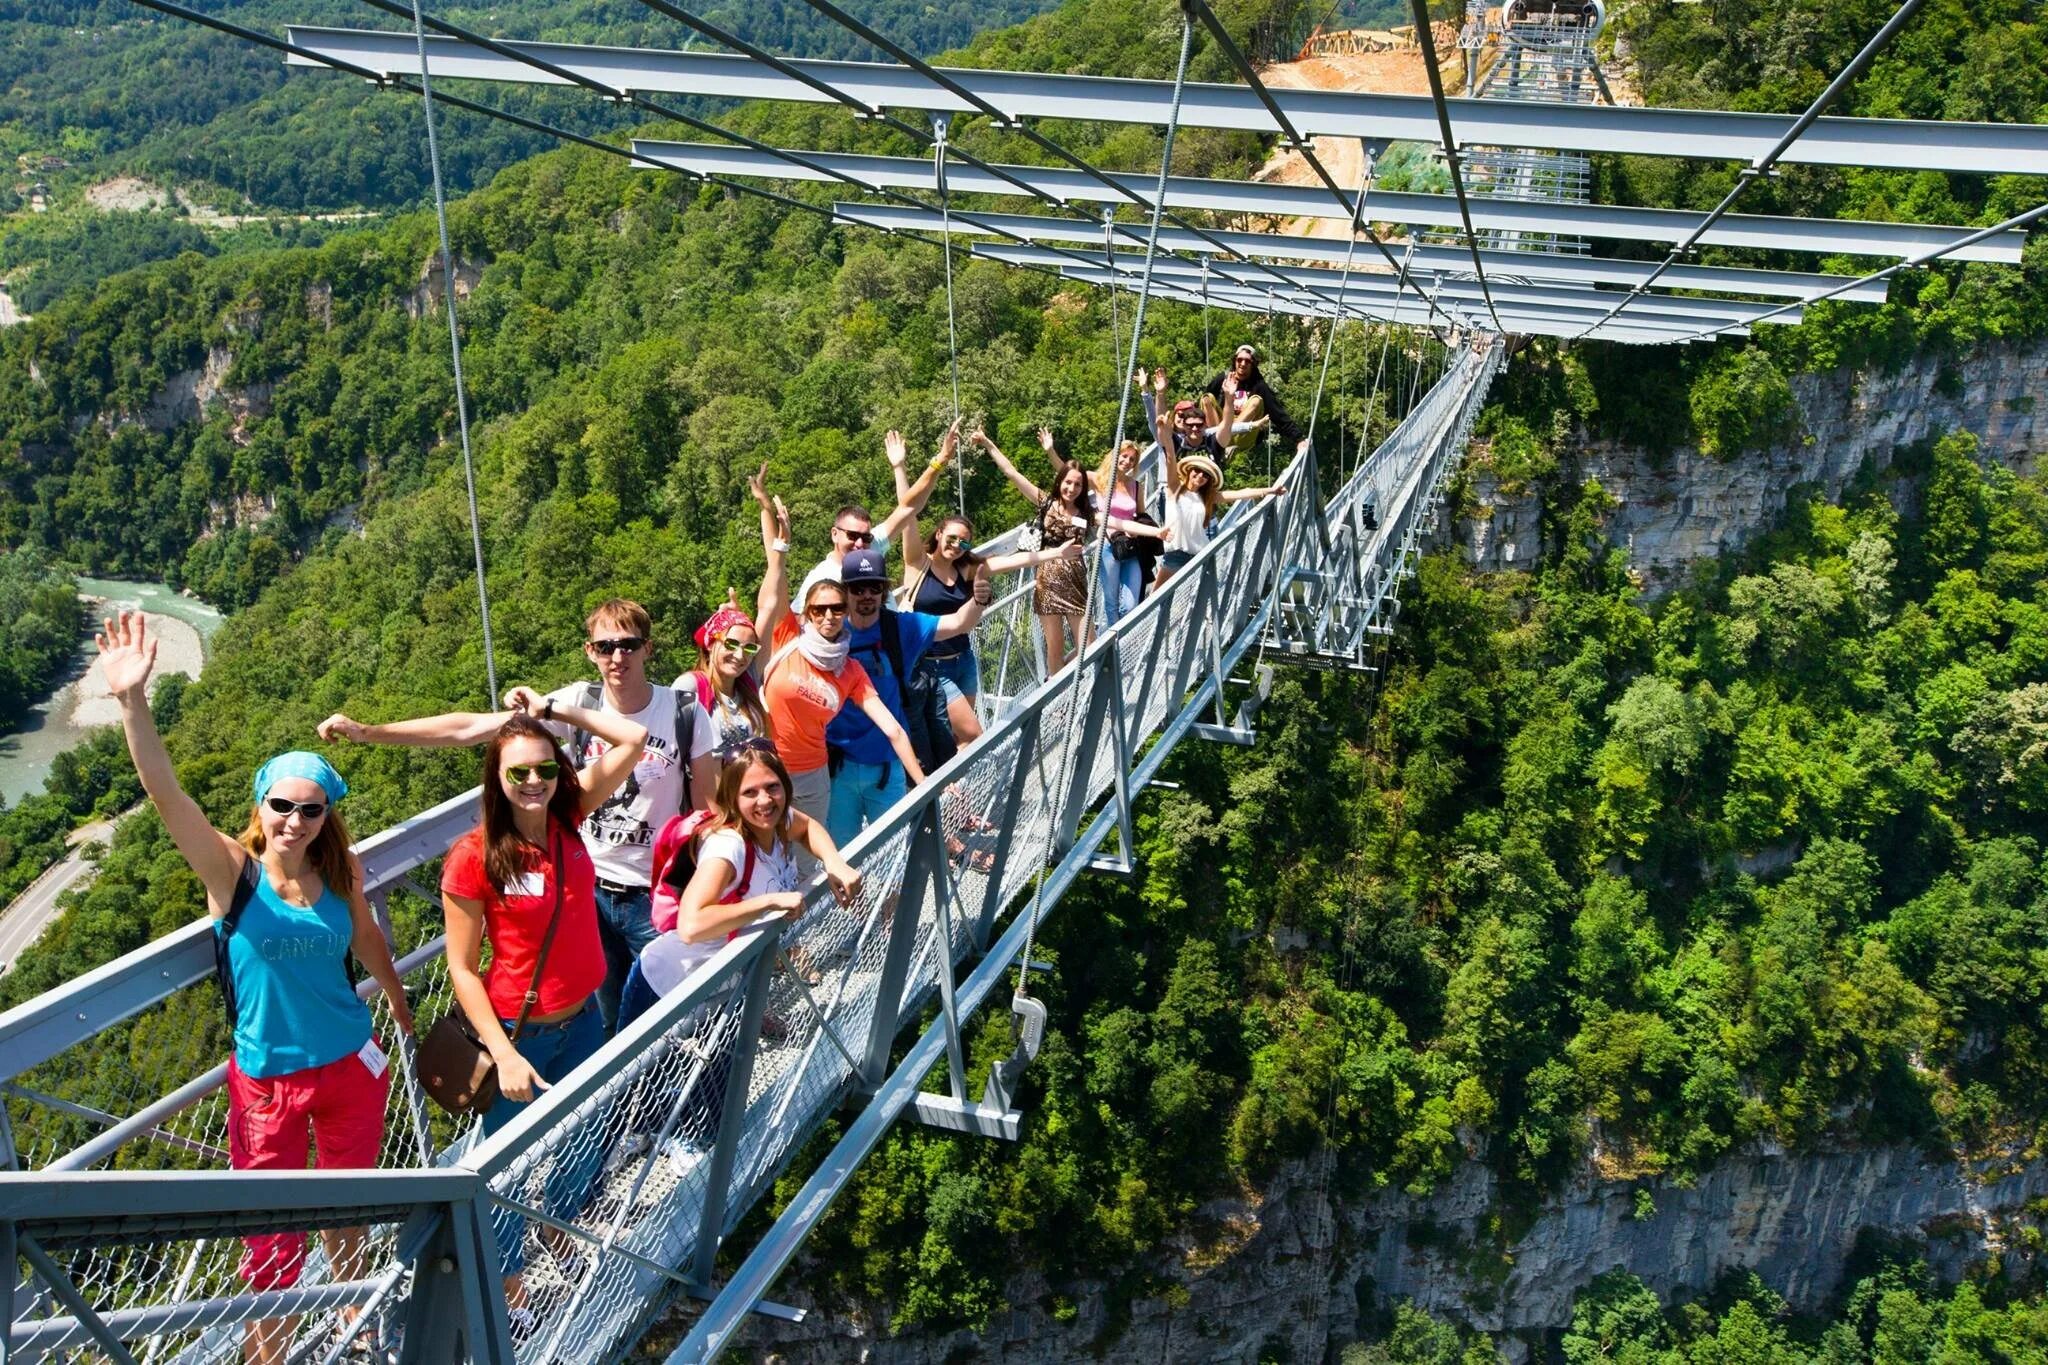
[1160,550,1195,571]
[928,650,980,705]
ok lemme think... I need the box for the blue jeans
[827,756,907,847]
[480,1000,604,1274]
[593,881,656,1036]
[1098,543,1145,628]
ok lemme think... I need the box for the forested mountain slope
[0,0,2042,1358]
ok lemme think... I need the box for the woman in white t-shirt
[627,745,858,1017]
[619,743,859,1166]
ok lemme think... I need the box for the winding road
[0,816,120,973]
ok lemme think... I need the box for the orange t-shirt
[766,617,876,774]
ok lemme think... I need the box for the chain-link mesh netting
[2,344,1504,1364]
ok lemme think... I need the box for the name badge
[509,872,547,898]
[358,1038,389,1079]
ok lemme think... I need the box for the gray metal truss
[997,245,1803,326]
[829,203,1893,303]
[279,26,2048,175]
[626,139,2025,265]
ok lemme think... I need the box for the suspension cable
[934,118,967,509]
[1014,13,1196,1004]
[1403,0,1502,333]
[408,0,497,704]
[1577,0,1924,340]
[1304,144,1379,456]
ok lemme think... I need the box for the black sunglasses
[505,761,561,783]
[589,636,645,656]
[264,796,329,820]
[834,526,875,545]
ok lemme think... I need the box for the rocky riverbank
[67,600,203,727]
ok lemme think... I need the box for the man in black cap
[1203,343,1302,462]
[823,547,989,845]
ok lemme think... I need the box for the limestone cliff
[1457,339,2048,591]
[740,1143,2045,1363]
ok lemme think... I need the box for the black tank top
[913,568,973,658]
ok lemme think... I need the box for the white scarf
[794,623,850,674]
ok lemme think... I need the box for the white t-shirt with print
[544,682,714,886]
[636,827,799,995]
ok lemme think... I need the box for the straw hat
[1180,453,1224,488]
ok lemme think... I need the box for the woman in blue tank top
[99,612,413,1365]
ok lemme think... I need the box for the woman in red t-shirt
[438,698,645,1323]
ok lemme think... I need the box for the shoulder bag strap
[508,829,570,1043]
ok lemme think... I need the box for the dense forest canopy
[0,545,80,719]
[0,0,2044,1356]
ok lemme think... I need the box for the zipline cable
[1013,13,1195,1006]
[409,0,497,704]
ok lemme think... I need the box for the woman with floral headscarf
[97,611,411,1365]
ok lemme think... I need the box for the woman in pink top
[1091,438,1167,628]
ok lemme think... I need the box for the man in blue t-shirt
[826,548,987,845]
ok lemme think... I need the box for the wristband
[542,697,555,720]
[771,538,791,554]
[928,456,947,471]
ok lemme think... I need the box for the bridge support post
[858,805,941,1091]
[1089,636,1137,876]
[395,1198,513,1365]
[1054,651,1117,856]
[971,707,1038,951]
[691,941,779,1289]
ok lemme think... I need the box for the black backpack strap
[878,609,907,682]
[672,684,699,810]
[214,855,266,1031]
[566,681,602,764]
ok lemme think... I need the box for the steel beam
[1069,273,1742,339]
[281,28,2048,175]
[831,202,1893,302]
[630,140,2023,264]
[1022,248,1802,323]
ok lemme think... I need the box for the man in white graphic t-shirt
[317,599,714,1034]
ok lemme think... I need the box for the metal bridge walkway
[0,344,1500,1364]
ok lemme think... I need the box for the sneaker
[662,1136,708,1176]
[601,1133,651,1175]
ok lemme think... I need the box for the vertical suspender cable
[933,118,966,509]
[1200,255,1212,372]
[410,0,498,704]
[1014,12,1195,1004]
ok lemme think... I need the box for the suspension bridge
[1,0,2043,1360]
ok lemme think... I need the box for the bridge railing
[0,341,1498,1363]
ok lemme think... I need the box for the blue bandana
[252,751,350,805]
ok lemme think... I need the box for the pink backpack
[649,808,756,936]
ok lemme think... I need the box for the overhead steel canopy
[631,139,2027,265]
[833,202,1892,303]
[283,26,2048,175]
[1100,276,1742,341]
[990,245,1804,326]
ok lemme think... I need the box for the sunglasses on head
[834,526,875,545]
[264,795,328,820]
[504,761,561,783]
[806,602,847,618]
[717,636,761,656]
[589,636,645,656]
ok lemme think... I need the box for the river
[0,578,223,804]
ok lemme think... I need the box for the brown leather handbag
[417,831,568,1116]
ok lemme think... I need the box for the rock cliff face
[1457,339,2048,591]
[744,1144,2045,1363]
